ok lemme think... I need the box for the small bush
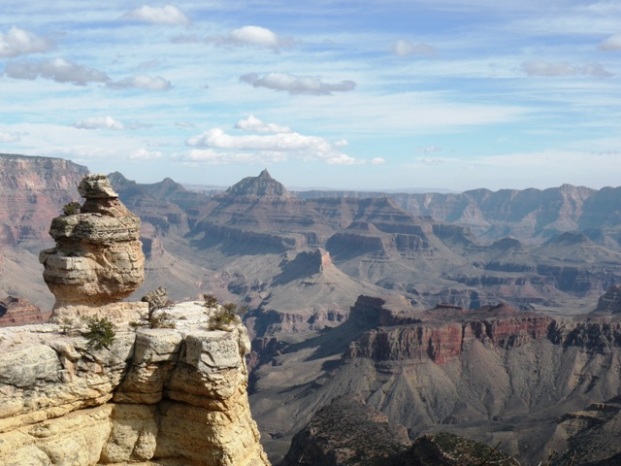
[83,317,116,350]
[203,294,218,308]
[150,311,176,329]
[208,302,247,330]
[62,201,81,216]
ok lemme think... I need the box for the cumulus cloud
[234,115,292,133]
[599,33,621,51]
[0,27,53,57]
[392,39,437,57]
[0,131,21,142]
[370,157,386,165]
[521,60,613,78]
[240,73,356,95]
[185,119,356,165]
[121,5,190,25]
[107,75,172,90]
[208,25,293,50]
[74,116,124,130]
[4,58,110,85]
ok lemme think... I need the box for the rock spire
[39,174,146,322]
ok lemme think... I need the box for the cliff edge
[0,173,269,466]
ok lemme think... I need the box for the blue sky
[0,1,620,191]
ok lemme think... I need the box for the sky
[0,0,620,192]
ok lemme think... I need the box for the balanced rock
[39,174,146,322]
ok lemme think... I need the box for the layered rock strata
[39,174,146,322]
[0,301,269,466]
[0,295,51,327]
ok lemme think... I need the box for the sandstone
[0,302,270,466]
[39,174,145,319]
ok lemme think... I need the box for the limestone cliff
[0,302,269,466]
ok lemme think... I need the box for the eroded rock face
[39,174,145,318]
[0,301,269,466]
[0,296,51,327]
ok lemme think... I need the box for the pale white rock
[0,302,270,466]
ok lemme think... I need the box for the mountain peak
[224,170,289,198]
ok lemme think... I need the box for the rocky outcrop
[595,284,621,313]
[279,396,410,466]
[0,295,51,327]
[39,174,145,322]
[0,301,269,466]
[2,172,270,465]
[550,396,621,465]
[344,295,621,364]
[279,397,518,466]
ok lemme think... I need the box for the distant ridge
[222,169,290,198]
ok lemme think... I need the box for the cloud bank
[74,116,124,130]
[4,58,110,85]
[240,73,356,95]
[392,39,437,57]
[107,75,172,90]
[0,27,53,57]
[185,117,356,165]
[521,60,613,78]
[599,34,621,51]
[121,5,190,25]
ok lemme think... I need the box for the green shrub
[62,201,81,216]
[83,317,116,350]
[208,302,247,330]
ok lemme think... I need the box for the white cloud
[240,73,356,95]
[393,39,437,57]
[521,60,613,78]
[107,75,172,90]
[186,122,356,165]
[234,115,292,133]
[0,131,21,142]
[0,27,53,57]
[208,25,293,50]
[74,116,124,130]
[370,157,386,165]
[121,5,190,25]
[599,34,621,51]
[4,58,110,85]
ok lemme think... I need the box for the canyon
[3,153,621,464]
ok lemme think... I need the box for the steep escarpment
[249,295,621,464]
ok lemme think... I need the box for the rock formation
[0,295,51,327]
[0,172,269,465]
[279,396,410,466]
[595,284,621,313]
[39,174,146,323]
[0,302,270,466]
[280,396,519,466]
